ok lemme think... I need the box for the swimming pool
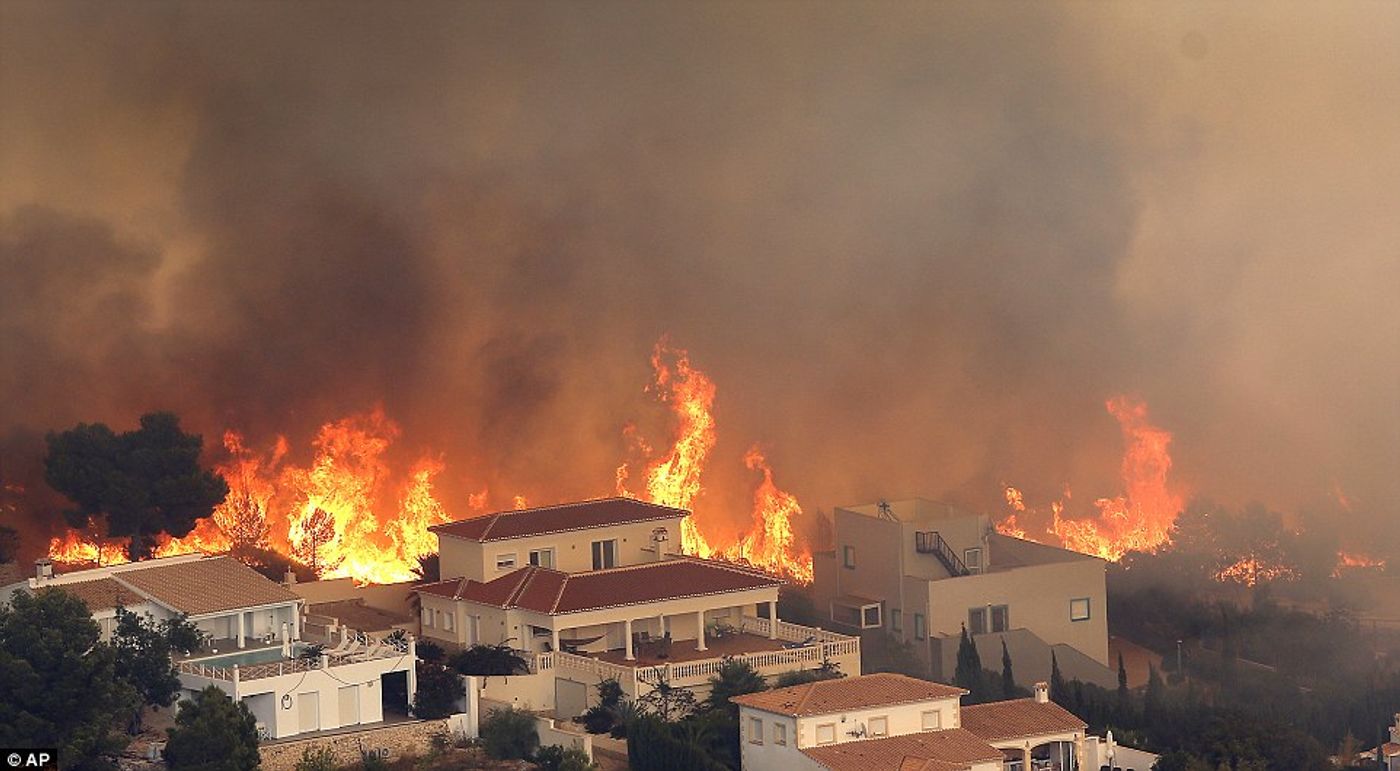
[188,643,308,668]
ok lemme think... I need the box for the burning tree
[292,507,340,577]
[43,412,229,560]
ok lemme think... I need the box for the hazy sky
[2,1,1396,550]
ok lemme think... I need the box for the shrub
[164,687,260,771]
[479,707,539,760]
[534,744,597,771]
[412,663,465,719]
[292,746,336,771]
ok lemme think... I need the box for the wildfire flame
[48,337,815,585]
[999,397,1185,562]
[617,339,813,582]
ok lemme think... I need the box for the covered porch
[524,599,782,662]
[186,601,302,652]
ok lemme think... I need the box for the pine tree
[1001,637,1016,697]
[292,507,340,576]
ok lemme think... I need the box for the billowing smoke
[2,1,1397,562]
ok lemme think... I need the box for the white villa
[734,673,1088,771]
[3,554,417,741]
[813,499,1115,687]
[418,497,862,715]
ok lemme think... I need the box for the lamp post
[1176,639,1183,679]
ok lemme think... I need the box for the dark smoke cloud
[1,1,1396,559]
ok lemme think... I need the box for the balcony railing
[176,644,406,683]
[522,619,860,691]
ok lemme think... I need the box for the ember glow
[999,397,1185,561]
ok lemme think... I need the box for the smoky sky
[1,1,1397,556]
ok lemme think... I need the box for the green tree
[1000,637,1016,697]
[447,642,528,678]
[163,686,260,771]
[44,412,229,560]
[0,588,137,769]
[1144,663,1164,727]
[627,715,727,771]
[1049,651,1068,705]
[411,661,465,719]
[955,625,983,696]
[637,668,697,721]
[1116,652,1131,718]
[705,658,766,716]
[480,706,539,760]
[111,608,181,730]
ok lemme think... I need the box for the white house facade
[734,674,1087,771]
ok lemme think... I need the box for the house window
[443,612,454,631]
[749,717,763,745]
[422,607,433,628]
[842,545,856,569]
[968,607,987,635]
[991,604,1009,633]
[921,709,942,731]
[963,547,983,573]
[591,539,617,570]
[914,613,926,640]
[773,722,787,745]
[1070,597,1091,622]
[816,723,836,746]
[496,553,517,571]
[890,608,903,632]
[529,548,555,569]
[862,605,882,628]
[868,716,888,737]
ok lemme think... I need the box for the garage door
[555,679,588,719]
[338,685,360,727]
[298,692,319,733]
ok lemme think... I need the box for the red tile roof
[801,728,1001,771]
[732,673,966,716]
[429,497,687,542]
[416,558,780,614]
[45,578,142,612]
[958,698,1086,741]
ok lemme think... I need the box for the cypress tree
[955,625,982,697]
[1144,663,1164,727]
[1049,650,1067,705]
[1116,652,1131,719]
[1001,637,1016,697]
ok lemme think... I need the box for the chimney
[651,527,670,561]
[34,557,53,582]
[283,567,297,586]
[1033,681,1049,704]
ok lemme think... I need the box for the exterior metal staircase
[914,530,970,577]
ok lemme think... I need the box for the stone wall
[259,718,459,771]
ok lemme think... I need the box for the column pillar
[657,613,666,638]
[696,610,707,651]
[624,619,635,660]
[291,604,301,640]
[407,635,418,704]
[551,627,561,653]
[1020,745,1031,771]
[767,601,778,639]
[1073,734,1085,771]
[236,612,246,649]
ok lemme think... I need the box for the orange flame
[1332,550,1385,577]
[1214,555,1297,586]
[998,397,1185,561]
[721,447,813,582]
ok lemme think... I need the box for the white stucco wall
[436,515,687,582]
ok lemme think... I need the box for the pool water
[189,643,307,668]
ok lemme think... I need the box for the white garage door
[338,685,360,727]
[298,691,319,733]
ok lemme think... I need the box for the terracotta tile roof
[416,558,780,614]
[958,698,1086,742]
[114,556,300,616]
[430,497,687,542]
[46,578,143,611]
[732,673,966,716]
[801,728,1001,771]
